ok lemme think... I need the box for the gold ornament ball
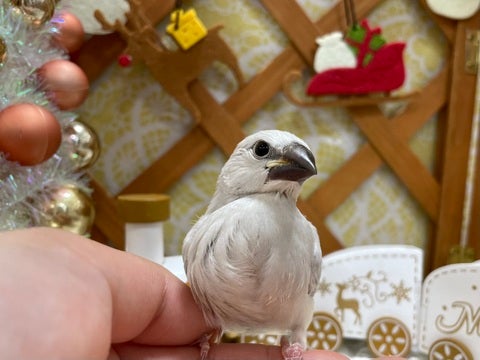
[0,36,7,67]
[65,120,100,170]
[9,0,57,27]
[38,59,89,110]
[0,103,61,165]
[40,184,95,236]
[54,12,85,53]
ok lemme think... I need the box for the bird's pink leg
[198,329,221,360]
[281,335,305,360]
[199,333,210,360]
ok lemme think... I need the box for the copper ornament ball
[38,59,89,110]
[53,12,85,53]
[0,103,61,165]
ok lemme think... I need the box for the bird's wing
[182,211,227,328]
[183,199,276,328]
[307,221,322,296]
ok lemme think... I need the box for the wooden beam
[419,0,456,43]
[351,106,440,220]
[434,12,480,268]
[469,139,480,258]
[90,178,125,249]
[190,82,245,156]
[260,0,319,66]
[307,68,448,218]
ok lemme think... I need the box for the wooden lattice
[74,0,480,270]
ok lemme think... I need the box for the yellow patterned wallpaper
[78,0,447,255]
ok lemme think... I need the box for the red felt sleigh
[284,20,417,108]
[306,43,405,95]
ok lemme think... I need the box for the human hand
[0,227,398,359]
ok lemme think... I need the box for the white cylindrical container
[117,193,170,265]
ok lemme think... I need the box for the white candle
[117,193,170,265]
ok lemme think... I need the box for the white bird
[182,130,322,360]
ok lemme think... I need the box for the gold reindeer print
[319,269,413,331]
[335,282,362,325]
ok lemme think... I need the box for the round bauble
[39,184,95,236]
[0,103,61,165]
[53,12,85,53]
[38,59,89,110]
[9,0,57,27]
[0,37,7,67]
[64,120,100,170]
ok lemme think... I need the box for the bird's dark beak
[267,143,317,183]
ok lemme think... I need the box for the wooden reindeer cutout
[94,0,244,121]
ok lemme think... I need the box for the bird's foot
[281,342,304,360]
[199,333,211,360]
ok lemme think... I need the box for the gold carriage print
[419,261,480,359]
[310,245,422,357]
[240,245,480,359]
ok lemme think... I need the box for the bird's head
[207,130,317,212]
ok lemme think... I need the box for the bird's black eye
[253,140,270,158]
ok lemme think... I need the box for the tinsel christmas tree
[0,0,97,235]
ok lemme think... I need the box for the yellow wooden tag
[166,9,208,50]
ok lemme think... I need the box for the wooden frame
[74,0,479,271]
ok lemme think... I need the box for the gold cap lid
[117,193,170,223]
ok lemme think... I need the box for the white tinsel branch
[0,2,90,231]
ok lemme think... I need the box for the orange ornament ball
[53,12,85,53]
[0,103,62,166]
[38,59,89,110]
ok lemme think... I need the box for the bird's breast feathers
[183,193,321,330]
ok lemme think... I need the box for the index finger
[3,227,210,347]
[112,343,351,360]
[61,228,211,346]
